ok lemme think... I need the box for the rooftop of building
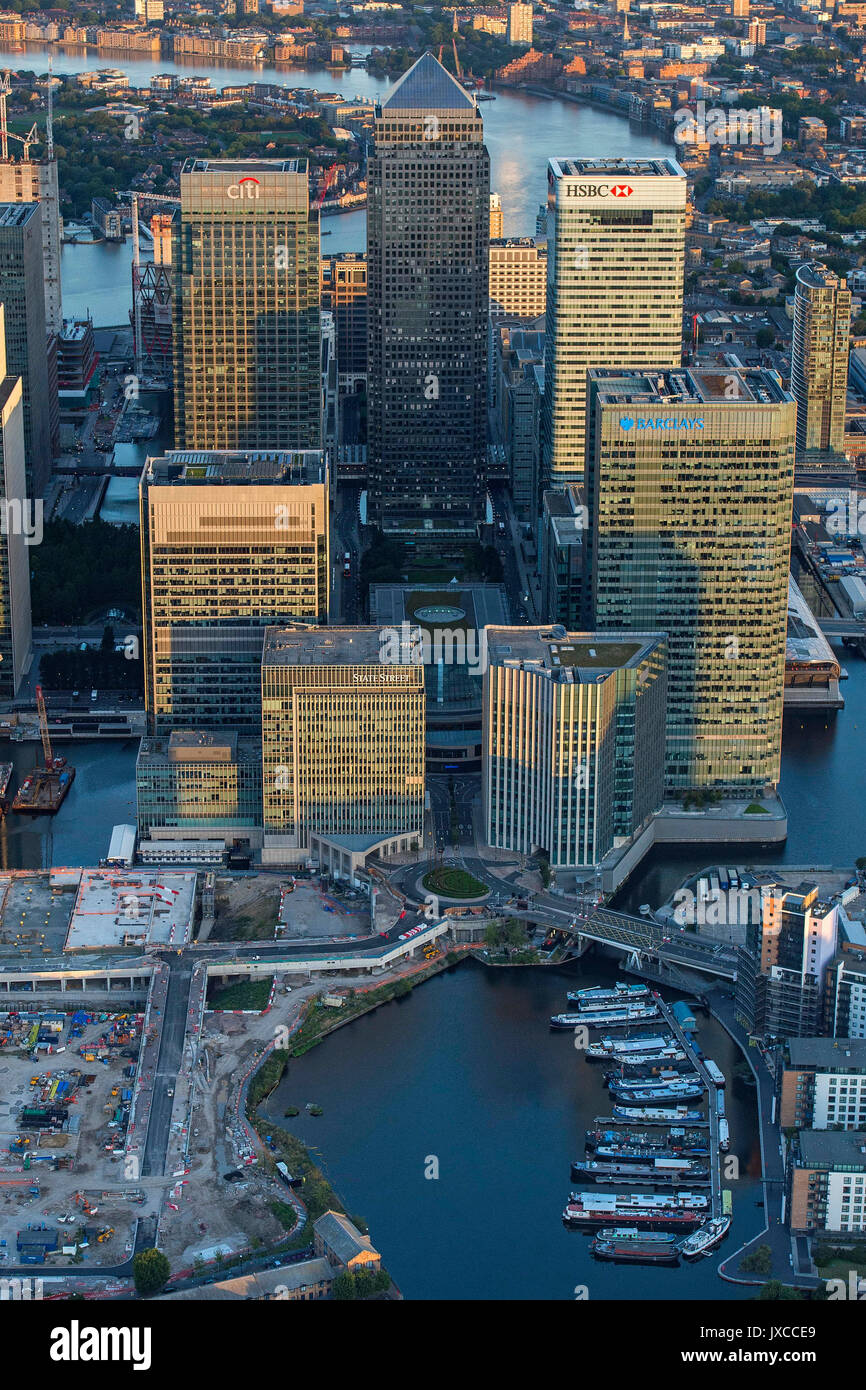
[158,1257,333,1301]
[144,449,326,486]
[588,365,791,407]
[786,1037,866,1071]
[63,870,197,951]
[59,319,94,343]
[796,1130,866,1170]
[490,237,547,252]
[485,627,663,676]
[796,260,847,291]
[313,1210,379,1262]
[0,202,38,228]
[549,156,685,180]
[182,157,307,174]
[370,582,509,633]
[379,51,477,113]
[138,730,260,764]
[263,624,420,668]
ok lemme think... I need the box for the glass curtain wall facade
[173,159,321,450]
[587,367,796,792]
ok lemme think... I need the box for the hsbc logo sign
[566,183,634,198]
[227,177,260,200]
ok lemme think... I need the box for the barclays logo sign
[619,416,705,431]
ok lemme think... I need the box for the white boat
[567,982,650,1006]
[678,1214,732,1258]
[550,1003,659,1029]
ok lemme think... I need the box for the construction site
[0,1007,147,1267]
[10,688,75,815]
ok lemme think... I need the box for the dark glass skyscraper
[367,52,489,538]
[173,159,321,451]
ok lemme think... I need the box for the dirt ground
[209,875,371,943]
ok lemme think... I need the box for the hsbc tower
[541,157,687,490]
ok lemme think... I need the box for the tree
[332,1271,357,1300]
[741,1244,773,1275]
[755,327,775,349]
[132,1248,171,1296]
[757,1280,804,1300]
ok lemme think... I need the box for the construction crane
[40,56,59,161]
[0,71,37,162]
[452,36,462,80]
[118,190,180,377]
[313,161,338,214]
[34,685,55,772]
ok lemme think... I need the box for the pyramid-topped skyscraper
[367,51,489,540]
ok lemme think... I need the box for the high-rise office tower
[140,449,329,734]
[173,159,321,451]
[542,158,686,488]
[0,303,32,698]
[791,262,851,461]
[320,252,367,395]
[489,191,503,238]
[0,203,52,497]
[483,627,666,867]
[587,366,796,793]
[367,52,489,538]
[261,626,425,866]
[489,238,547,319]
[0,158,62,333]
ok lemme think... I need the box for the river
[0,42,672,322]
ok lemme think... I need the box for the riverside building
[482,626,666,868]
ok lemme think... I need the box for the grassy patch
[422,867,487,899]
[268,1199,299,1233]
[744,803,771,814]
[208,976,273,1012]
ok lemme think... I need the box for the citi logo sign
[567,183,633,198]
[620,416,705,431]
[227,177,260,200]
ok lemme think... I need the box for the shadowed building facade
[367,53,489,539]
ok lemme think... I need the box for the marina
[564,987,732,1276]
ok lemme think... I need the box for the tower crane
[117,189,180,376]
[313,161,338,213]
[0,71,37,162]
[34,685,58,772]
